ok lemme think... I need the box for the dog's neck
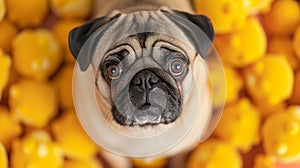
[93,0,194,17]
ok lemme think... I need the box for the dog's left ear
[68,13,121,70]
[171,10,214,58]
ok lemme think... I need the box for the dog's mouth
[111,68,182,127]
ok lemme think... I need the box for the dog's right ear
[68,14,121,70]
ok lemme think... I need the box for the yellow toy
[243,0,274,14]
[244,54,294,107]
[51,110,98,160]
[294,26,300,59]
[0,50,11,101]
[0,19,18,53]
[10,130,63,168]
[290,70,300,105]
[132,157,168,168]
[6,0,48,28]
[214,98,260,152]
[187,139,242,168]
[12,29,63,81]
[223,64,243,103]
[0,0,5,22]
[53,19,84,62]
[0,142,7,168]
[268,36,299,70]
[0,106,22,148]
[64,159,103,168]
[262,106,300,162]
[263,0,300,35]
[52,63,74,110]
[193,0,247,34]
[9,80,59,128]
[214,17,267,67]
[50,0,93,19]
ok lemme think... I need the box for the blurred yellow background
[0,0,299,167]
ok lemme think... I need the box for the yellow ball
[0,19,18,53]
[254,154,275,168]
[214,17,267,67]
[243,0,274,14]
[268,36,299,70]
[51,110,98,160]
[0,106,23,148]
[9,80,59,127]
[0,50,11,101]
[223,64,243,103]
[52,19,83,62]
[263,0,300,35]
[11,130,64,168]
[51,0,93,19]
[244,55,294,107]
[0,142,7,168]
[52,63,74,110]
[194,0,247,33]
[12,29,63,81]
[214,99,261,152]
[64,159,103,168]
[262,106,300,161]
[132,158,168,168]
[6,0,49,28]
[0,0,5,22]
[293,26,300,59]
[187,139,242,168]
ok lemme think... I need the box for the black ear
[172,10,214,57]
[68,14,120,70]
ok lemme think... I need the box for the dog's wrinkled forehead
[69,8,214,71]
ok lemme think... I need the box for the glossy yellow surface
[0,20,18,53]
[214,99,260,152]
[12,29,63,81]
[262,106,300,161]
[52,63,74,110]
[0,0,5,22]
[268,36,299,70]
[263,0,300,35]
[187,139,242,168]
[223,64,243,103]
[0,142,7,168]
[244,55,294,107]
[51,110,98,160]
[51,0,93,19]
[214,17,267,67]
[0,50,11,101]
[243,0,274,14]
[53,19,83,62]
[64,159,103,168]
[6,0,48,28]
[133,157,168,168]
[9,80,59,127]
[0,106,22,148]
[10,130,64,168]
[194,0,247,34]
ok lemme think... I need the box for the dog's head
[69,8,223,157]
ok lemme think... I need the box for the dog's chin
[111,104,181,127]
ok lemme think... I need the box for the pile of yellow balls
[0,0,299,167]
[189,0,300,168]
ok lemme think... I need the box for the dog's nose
[131,69,159,91]
[129,69,160,108]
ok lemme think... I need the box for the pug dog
[69,0,223,167]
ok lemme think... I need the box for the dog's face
[68,8,220,156]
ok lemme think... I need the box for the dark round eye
[106,64,122,79]
[169,59,185,76]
